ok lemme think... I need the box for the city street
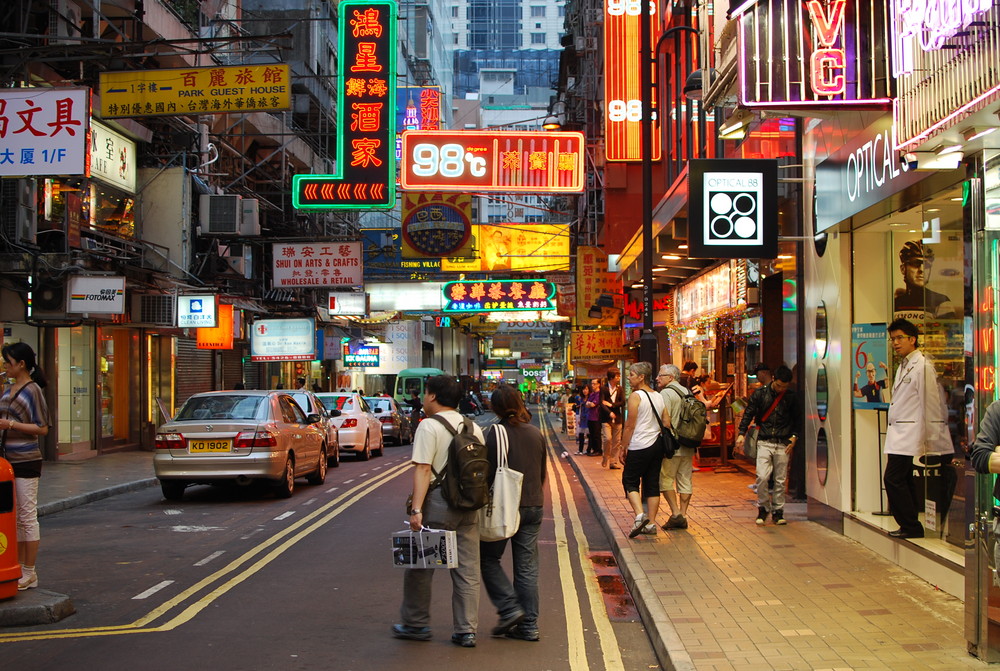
[0,414,658,671]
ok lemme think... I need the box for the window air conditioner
[221,242,253,279]
[240,198,260,236]
[131,294,175,326]
[199,194,242,235]
[49,0,84,44]
[0,178,37,245]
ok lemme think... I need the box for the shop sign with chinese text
[251,318,316,361]
[177,294,218,328]
[0,88,90,176]
[571,330,633,360]
[400,130,585,193]
[442,280,556,312]
[88,120,136,193]
[272,242,362,288]
[293,0,397,209]
[441,224,570,272]
[197,304,234,350]
[576,246,622,326]
[604,0,661,161]
[99,65,290,117]
[397,86,441,131]
[674,262,737,322]
[67,275,125,314]
[343,342,379,367]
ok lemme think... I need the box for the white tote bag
[478,424,524,542]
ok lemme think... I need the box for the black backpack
[429,415,491,511]
[666,386,708,448]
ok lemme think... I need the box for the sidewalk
[550,418,986,671]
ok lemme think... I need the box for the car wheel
[160,480,186,502]
[275,456,295,498]
[375,431,384,457]
[329,443,340,468]
[359,436,371,461]
[308,446,328,485]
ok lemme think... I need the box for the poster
[851,323,889,409]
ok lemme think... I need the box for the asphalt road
[0,412,659,671]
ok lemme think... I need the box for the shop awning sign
[0,88,90,177]
[67,275,125,314]
[442,280,556,312]
[250,318,316,362]
[687,159,778,259]
[88,120,136,193]
[177,294,218,328]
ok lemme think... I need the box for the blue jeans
[480,505,543,628]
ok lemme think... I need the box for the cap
[865,362,876,372]
[899,240,934,264]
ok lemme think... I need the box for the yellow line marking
[0,461,411,643]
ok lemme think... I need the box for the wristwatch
[410,509,422,515]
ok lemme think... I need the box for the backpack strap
[427,414,470,486]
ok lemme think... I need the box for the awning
[223,296,267,313]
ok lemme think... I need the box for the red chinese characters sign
[0,88,90,176]
[293,0,397,209]
[271,242,363,288]
[604,0,661,161]
[442,280,556,312]
[400,130,585,193]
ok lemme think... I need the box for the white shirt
[411,409,486,474]
[884,349,953,456]
[628,389,665,451]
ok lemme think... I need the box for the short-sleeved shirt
[629,390,665,451]
[1,381,49,478]
[411,409,486,476]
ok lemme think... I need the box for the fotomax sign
[687,159,778,259]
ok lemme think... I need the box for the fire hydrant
[0,458,19,599]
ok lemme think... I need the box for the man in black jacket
[736,365,800,525]
[600,369,626,469]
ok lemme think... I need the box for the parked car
[365,396,413,445]
[315,392,384,460]
[288,390,342,467]
[154,390,330,501]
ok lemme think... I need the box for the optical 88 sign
[687,159,778,260]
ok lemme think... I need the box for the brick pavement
[546,416,986,671]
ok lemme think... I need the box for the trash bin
[0,458,19,600]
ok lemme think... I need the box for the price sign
[400,130,585,193]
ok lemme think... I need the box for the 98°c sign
[400,130,585,194]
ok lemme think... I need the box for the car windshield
[289,392,313,413]
[175,395,264,421]
[318,395,354,411]
[366,398,392,413]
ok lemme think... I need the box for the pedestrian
[0,343,50,591]
[558,389,569,434]
[233,381,246,390]
[880,318,954,538]
[393,375,485,647]
[600,369,625,469]
[572,385,587,454]
[679,361,698,390]
[736,365,799,525]
[480,384,546,642]
[296,377,307,390]
[619,362,670,538]
[584,378,603,456]
[657,364,694,530]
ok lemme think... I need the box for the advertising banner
[177,294,218,328]
[397,86,441,131]
[197,304,234,350]
[604,0,661,161]
[342,342,379,367]
[328,292,367,317]
[0,88,90,177]
[88,120,136,193]
[251,318,316,362]
[400,192,474,259]
[442,280,556,312]
[576,246,622,326]
[99,64,291,117]
[571,330,633,360]
[67,275,125,314]
[440,224,570,273]
[851,323,889,409]
[272,241,362,288]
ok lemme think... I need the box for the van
[394,368,446,404]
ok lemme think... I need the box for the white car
[315,392,384,460]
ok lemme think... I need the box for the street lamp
[638,18,700,370]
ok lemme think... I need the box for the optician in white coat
[883,320,953,538]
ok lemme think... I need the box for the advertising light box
[177,294,218,328]
[0,88,90,177]
[197,304,234,350]
[67,275,125,314]
[604,0,661,161]
[400,130,585,193]
[442,280,556,312]
[251,318,316,362]
[328,292,367,316]
[342,342,379,367]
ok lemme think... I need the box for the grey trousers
[399,487,481,634]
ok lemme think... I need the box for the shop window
[89,184,135,239]
[56,325,94,455]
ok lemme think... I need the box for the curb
[0,589,75,627]
[38,478,159,518]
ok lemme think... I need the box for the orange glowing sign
[604,0,661,161]
[197,304,234,350]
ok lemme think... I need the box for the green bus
[394,368,446,405]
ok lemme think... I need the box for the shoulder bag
[640,390,678,459]
[743,390,785,460]
[478,424,524,542]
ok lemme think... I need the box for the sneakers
[391,624,432,641]
[661,514,688,530]
[755,507,768,526]
[451,633,477,648]
[18,568,37,591]
[639,522,657,535]
[772,510,787,525]
[628,514,650,538]
[491,609,526,637]
[506,625,540,641]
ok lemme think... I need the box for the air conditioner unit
[131,293,175,326]
[49,0,84,44]
[240,198,260,236]
[0,178,37,245]
[221,242,253,279]
[199,194,242,235]
[27,280,68,322]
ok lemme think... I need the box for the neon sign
[603,0,661,161]
[293,0,396,209]
[805,0,847,96]
[400,130,585,194]
[442,280,557,312]
[894,0,993,59]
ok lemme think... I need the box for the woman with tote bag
[479,384,547,642]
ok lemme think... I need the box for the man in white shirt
[883,318,953,539]
[393,375,486,647]
[657,364,696,529]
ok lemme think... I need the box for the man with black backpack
[657,364,706,530]
[393,375,487,648]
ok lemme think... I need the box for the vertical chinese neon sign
[293,0,397,209]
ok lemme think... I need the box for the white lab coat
[884,349,953,456]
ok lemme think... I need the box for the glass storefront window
[98,327,140,445]
[55,325,93,454]
[89,183,135,239]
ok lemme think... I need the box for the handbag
[478,424,524,542]
[640,390,678,459]
[742,390,785,460]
